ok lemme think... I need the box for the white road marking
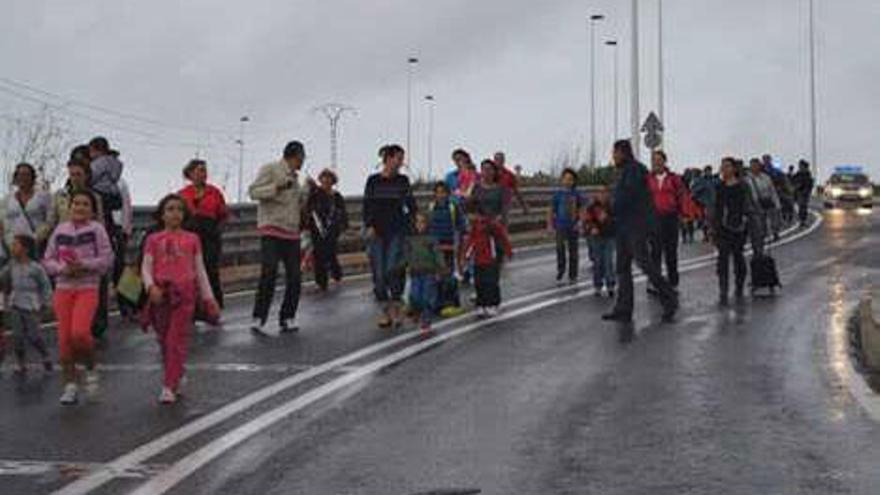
[53,215,822,495]
[0,460,167,479]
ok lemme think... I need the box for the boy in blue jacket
[428,182,466,315]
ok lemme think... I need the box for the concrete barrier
[859,287,880,370]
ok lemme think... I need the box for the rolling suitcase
[750,253,781,294]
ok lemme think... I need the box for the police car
[823,166,873,209]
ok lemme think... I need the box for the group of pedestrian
[0,132,816,407]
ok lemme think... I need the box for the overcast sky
[1,0,878,203]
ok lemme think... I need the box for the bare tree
[1,105,73,192]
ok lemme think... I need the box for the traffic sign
[644,132,662,150]
[641,111,664,150]
[641,111,664,133]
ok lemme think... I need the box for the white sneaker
[158,387,176,404]
[59,383,78,405]
[250,318,268,336]
[487,307,501,317]
[84,371,100,398]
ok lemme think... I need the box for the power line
[0,76,238,136]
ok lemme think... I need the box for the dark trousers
[474,264,501,308]
[717,232,747,297]
[252,236,301,324]
[613,233,677,317]
[797,195,810,225]
[649,214,680,287]
[201,235,224,308]
[555,228,579,281]
[313,235,342,290]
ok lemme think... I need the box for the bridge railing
[127,187,601,291]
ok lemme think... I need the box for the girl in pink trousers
[43,190,114,405]
[141,194,219,404]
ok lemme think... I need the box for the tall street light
[808,0,819,178]
[406,57,419,166]
[236,115,250,203]
[657,0,665,126]
[605,40,620,141]
[630,0,642,160]
[588,14,605,168]
[424,95,436,181]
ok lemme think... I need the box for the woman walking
[713,157,752,306]
[363,145,416,328]
[179,159,229,308]
[3,163,53,255]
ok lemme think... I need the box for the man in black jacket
[603,140,678,323]
[791,160,815,227]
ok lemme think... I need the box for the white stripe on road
[0,459,167,479]
[53,215,822,495]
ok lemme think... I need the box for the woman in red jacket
[179,159,229,308]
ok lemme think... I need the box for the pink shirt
[141,230,214,303]
[43,220,114,290]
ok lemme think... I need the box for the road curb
[858,286,880,371]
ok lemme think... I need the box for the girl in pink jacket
[43,190,114,405]
[141,194,219,404]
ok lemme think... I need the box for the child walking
[461,202,512,318]
[43,190,113,405]
[405,213,446,335]
[0,235,53,374]
[304,169,349,292]
[548,168,585,284]
[583,186,616,297]
[141,194,219,404]
[428,182,466,315]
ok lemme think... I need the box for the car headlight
[829,187,843,198]
[859,187,872,198]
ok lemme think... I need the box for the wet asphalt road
[1,209,878,495]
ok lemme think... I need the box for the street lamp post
[236,115,249,203]
[406,57,419,164]
[605,40,620,141]
[589,14,605,168]
[630,0,641,159]
[808,0,819,178]
[424,95,436,181]
[657,0,665,125]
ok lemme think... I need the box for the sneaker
[59,383,78,405]
[608,288,616,298]
[250,318,269,337]
[440,306,466,318]
[377,313,392,329]
[476,307,490,319]
[84,371,100,398]
[158,387,176,404]
[419,323,433,337]
[486,306,500,317]
[279,319,299,334]
[601,311,632,323]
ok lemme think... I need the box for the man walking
[744,158,781,256]
[647,150,685,289]
[603,140,678,324]
[249,141,310,335]
[791,160,815,227]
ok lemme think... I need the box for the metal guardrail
[127,187,601,270]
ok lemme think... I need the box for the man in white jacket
[248,141,311,335]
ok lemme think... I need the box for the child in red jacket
[460,202,512,318]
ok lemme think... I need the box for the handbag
[116,266,144,307]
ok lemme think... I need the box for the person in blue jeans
[405,213,446,336]
[363,144,416,329]
[583,186,616,297]
[547,168,585,284]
